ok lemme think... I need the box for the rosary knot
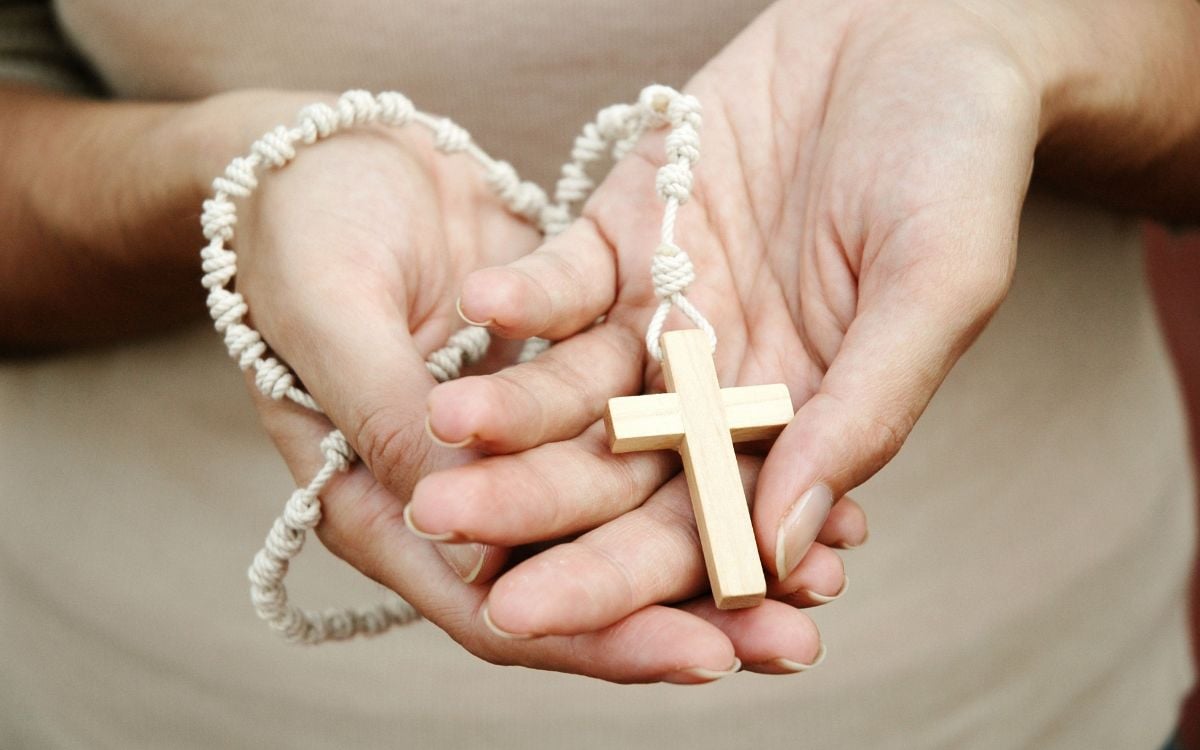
[320,431,354,472]
[655,162,693,203]
[434,119,471,153]
[651,243,696,298]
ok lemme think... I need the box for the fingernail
[835,527,869,550]
[775,484,834,580]
[481,604,535,641]
[663,658,742,685]
[455,296,494,327]
[766,643,827,673]
[403,503,458,542]
[800,574,849,604]
[424,415,474,449]
[439,542,487,583]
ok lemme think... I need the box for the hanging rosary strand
[200,85,713,644]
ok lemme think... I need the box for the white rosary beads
[200,85,713,643]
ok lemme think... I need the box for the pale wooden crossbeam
[604,329,794,609]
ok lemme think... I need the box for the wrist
[170,88,338,209]
[985,0,1200,221]
[991,0,1200,158]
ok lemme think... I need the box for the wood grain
[606,384,793,453]
[604,330,797,608]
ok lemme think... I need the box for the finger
[816,494,869,549]
[260,393,740,683]
[317,466,738,682]
[756,232,1011,579]
[457,216,617,340]
[434,542,510,585]
[767,541,847,608]
[679,598,825,675]
[485,605,741,685]
[482,457,848,638]
[406,422,677,545]
[321,470,740,683]
[425,321,644,453]
[482,472,704,638]
[245,373,510,586]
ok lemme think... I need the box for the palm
[415,0,1035,639]
[234,130,542,634]
[594,0,1035,401]
[237,128,539,382]
[238,119,836,679]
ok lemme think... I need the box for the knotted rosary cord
[201,85,714,643]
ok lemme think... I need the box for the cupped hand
[416,0,1043,637]
[224,92,826,680]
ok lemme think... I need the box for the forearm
[0,85,315,352]
[1015,0,1200,223]
[0,85,203,351]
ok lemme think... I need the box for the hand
[222,90,830,681]
[413,0,1055,639]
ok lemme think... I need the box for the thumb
[756,241,1014,579]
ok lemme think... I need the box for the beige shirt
[0,1,1193,747]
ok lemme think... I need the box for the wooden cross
[604,329,794,609]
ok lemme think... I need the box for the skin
[3,0,1199,684]
[420,0,1200,663]
[232,117,844,680]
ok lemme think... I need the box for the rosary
[200,85,793,644]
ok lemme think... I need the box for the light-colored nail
[455,296,494,328]
[840,528,869,550]
[767,643,828,673]
[439,542,487,584]
[775,484,834,581]
[800,574,849,604]
[424,414,474,449]
[402,503,458,542]
[481,604,535,641]
[663,658,742,685]
[835,525,873,549]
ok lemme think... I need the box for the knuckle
[822,392,913,483]
[317,482,406,587]
[490,371,547,443]
[957,256,1013,318]
[856,407,912,471]
[509,452,569,531]
[352,403,429,498]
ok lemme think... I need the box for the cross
[604,329,794,609]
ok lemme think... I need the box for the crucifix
[604,329,795,609]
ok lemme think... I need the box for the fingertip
[769,542,846,605]
[817,494,869,549]
[461,221,617,341]
[842,527,869,550]
[402,499,458,542]
[459,265,549,340]
[683,598,822,674]
[428,375,529,454]
[485,568,561,638]
[455,295,493,328]
[746,643,827,675]
[467,544,510,585]
[485,551,585,636]
[436,541,500,584]
[426,380,484,448]
[408,469,487,542]
[480,603,537,640]
[424,412,474,449]
[768,483,833,581]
